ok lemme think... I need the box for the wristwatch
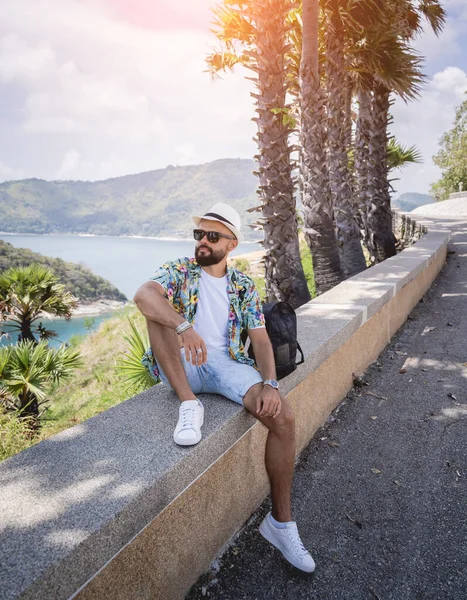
[263,379,279,390]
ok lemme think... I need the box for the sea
[0,234,261,347]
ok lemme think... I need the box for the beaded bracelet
[175,320,192,335]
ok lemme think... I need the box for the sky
[0,0,466,197]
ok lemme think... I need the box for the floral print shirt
[142,257,265,383]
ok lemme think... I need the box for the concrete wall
[0,217,450,600]
[449,191,467,200]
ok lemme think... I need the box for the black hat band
[203,212,235,228]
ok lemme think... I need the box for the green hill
[0,240,127,302]
[0,158,261,240]
[393,192,434,212]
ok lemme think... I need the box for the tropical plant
[0,264,78,343]
[387,138,423,171]
[0,340,82,423]
[299,0,343,293]
[431,99,467,200]
[116,317,155,395]
[207,0,311,308]
[322,0,368,278]
[351,0,444,263]
[84,317,96,333]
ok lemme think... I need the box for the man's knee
[276,401,295,430]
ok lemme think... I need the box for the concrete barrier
[0,218,450,600]
[449,191,467,200]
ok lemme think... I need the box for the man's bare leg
[146,319,196,402]
[242,384,315,572]
[242,383,295,522]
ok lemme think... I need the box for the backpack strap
[296,342,304,366]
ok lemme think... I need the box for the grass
[0,410,36,461]
[39,306,142,439]
[300,237,316,298]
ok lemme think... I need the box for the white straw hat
[192,202,244,243]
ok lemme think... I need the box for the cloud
[431,66,467,97]
[55,149,81,179]
[390,66,467,197]
[0,0,255,180]
[0,160,25,183]
[1,0,465,192]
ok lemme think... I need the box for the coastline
[0,231,262,245]
[72,299,128,318]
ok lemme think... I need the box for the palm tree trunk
[343,72,353,155]
[247,0,311,309]
[367,83,396,261]
[299,0,343,294]
[19,318,36,343]
[19,390,39,424]
[355,87,373,258]
[325,2,367,278]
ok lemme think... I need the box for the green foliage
[387,138,422,170]
[116,317,155,395]
[299,238,316,299]
[270,107,296,129]
[0,264,79,342]
[67,334,86,347]
[83,317,96,333]
[0,159,262,241]
[431,99,467,200]
[0,409,36,461]
[252,275,266,301]
[38,308,144,440]
[232,257,250,272]
[0,240,126,302]
[0,340,82,420]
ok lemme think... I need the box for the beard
[195,244,227,266]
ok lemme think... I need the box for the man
[134,202,315,573]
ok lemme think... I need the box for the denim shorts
[158,347,263,405]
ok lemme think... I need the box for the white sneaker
[173,399,204,446]
[259,512,316,573]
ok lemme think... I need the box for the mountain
[0,240,127,302]
[0,159,261,241]
[392,192,435,212]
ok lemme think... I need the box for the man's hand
[256,385,281,419]
[180,327,208,365]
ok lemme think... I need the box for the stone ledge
[0,219,450,600]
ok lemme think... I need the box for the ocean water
[1,313,114,349]
[0,233,261,345]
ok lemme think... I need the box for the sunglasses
[193,229,236,244]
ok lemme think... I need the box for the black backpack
[242,301,304,380]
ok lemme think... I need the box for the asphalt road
[187,221,467,600]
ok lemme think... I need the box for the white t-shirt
[193,269,229,350]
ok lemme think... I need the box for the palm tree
[299,0,343,294]
[354,0,445,263]
[323,0,367,278]
[0,265,78,343]
[0,341,82,423]
[207,1,311,308]
[352,34,423,262]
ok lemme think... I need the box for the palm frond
[388,137,423,170]
[116,318,155,395]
